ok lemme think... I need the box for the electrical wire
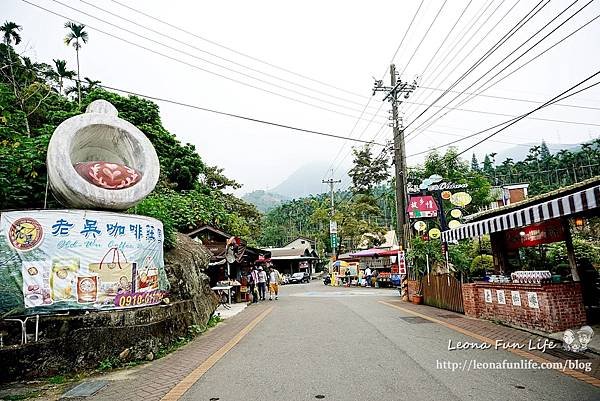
[108,0,373,100]
[407,71,600,158]
[455,75,600,157]
[23,0,385,123]
[406,4,599,141]
[322,0,426,181]
[404,0,551,131]
[78,0,384,112]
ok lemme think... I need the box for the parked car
[288,272,310,284]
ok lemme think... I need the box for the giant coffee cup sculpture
[47,100,160,209]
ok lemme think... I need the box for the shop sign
[407,182,468,194]
[299,261,309,269]
[330,233,338,249]
[398,250,406,275]
[504,219,565,250]
[429,228,441,240]
[0,210,167,313]
[407,196,438,218]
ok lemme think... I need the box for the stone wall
[463,282,586,333]
[0,233,218,382]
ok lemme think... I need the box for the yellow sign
[450,192,472,207]
[450,208,463,218]
[448,220,461,229]
[414,221,427,232]
[429,228,441,239]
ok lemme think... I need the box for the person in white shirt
[257,266,267,300]
[268,266,280,300]
[365,267,372,287]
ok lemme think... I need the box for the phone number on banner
[114,290,167,308]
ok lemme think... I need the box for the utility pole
[373,64,417,250]
[322,177,341,256]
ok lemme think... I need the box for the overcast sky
[4,0,600,196]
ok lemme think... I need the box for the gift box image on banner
[0,210,168,314]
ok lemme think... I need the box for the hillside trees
[0,22,259,247]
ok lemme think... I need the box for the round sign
[441,190,452,200]
[8,217,44,251]
[450,192,472,207]
[450,208,463,218]
[414,221,427,232]
[428,228,441,239]
[448,220,462,229]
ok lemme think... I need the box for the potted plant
[412,269,424,304]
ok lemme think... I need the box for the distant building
[487,183,529,210]
[266,237,319,275]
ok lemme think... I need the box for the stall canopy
[349,248,400,257]
[442,180,600,242]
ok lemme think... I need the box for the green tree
[51,59,75,95]
[348,144,389,194]
[482,154,494,178]
[471,153,480,171]
[1,21,21,97]
[64,22,88,107]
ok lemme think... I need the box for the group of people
[247,265,280,302]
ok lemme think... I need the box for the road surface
[178,280,600,401]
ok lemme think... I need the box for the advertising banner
[398,250,406,275]
[0,210,168,314]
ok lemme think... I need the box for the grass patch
[47,375,66,385]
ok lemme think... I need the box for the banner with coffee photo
[0,210,168,314]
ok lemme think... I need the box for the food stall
[442,178,599,332]
[349,248,400,288]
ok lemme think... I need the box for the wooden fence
[421,273,464,313]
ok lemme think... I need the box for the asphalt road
[181,281,599,401]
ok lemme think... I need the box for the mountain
[242,190,289,212]
[270,162,351,199]
[243,162,352,212]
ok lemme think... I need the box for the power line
[404,0,551,132]
[418,85,600,111]
[403,99,600,127]
[92,82,387,146]
[78,0,384,112]
[49,0,386,119]
[398,0,448,78]
[406,3,599,140]
[407,71,600,158]
[23,0,385,123]
[322,0,426,180]
[108,0,371,101]
[400,0,521,118]
[456,74,600,157]
[405,0,593,140]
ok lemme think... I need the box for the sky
[3,0,600,196]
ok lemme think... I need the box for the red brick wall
[462,282,586,333]
[407,280,419,302]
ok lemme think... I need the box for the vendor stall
[442,177,600,332]
[349,248,401,288]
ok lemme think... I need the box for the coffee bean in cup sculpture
[47,99,160,210]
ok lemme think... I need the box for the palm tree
[65,77,100,98]
[64,21,88,107]
[1,21,22,97]
[52,59,75,95]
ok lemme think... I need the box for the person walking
[365,266,372,287]
[257,266,267,301]
[268,266,280,300]
[248,267,259,303]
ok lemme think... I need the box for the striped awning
[442,185,600,242]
